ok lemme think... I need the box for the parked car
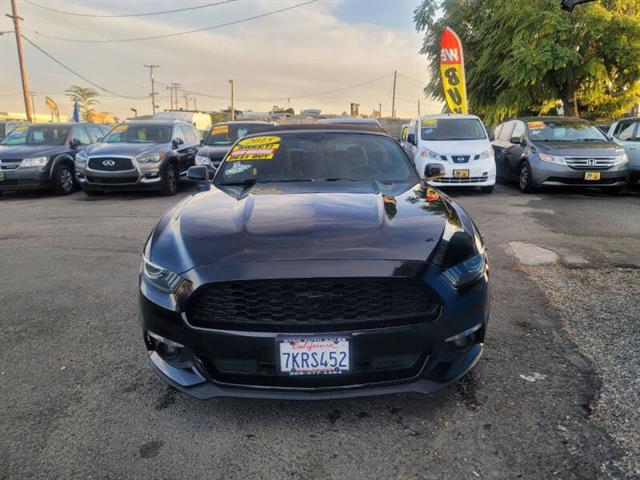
[607,117,640,186]
[0,122,107,195]
[153,111,212,135]
[492,116,629,193]
[317,117,386,131]
[75,120,200,196]
[0,120,29,142]
[139,124,489,400]
[405,114,496,193]
[195,121,277,172]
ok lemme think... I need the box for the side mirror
[407,133,416,145]
[69,138,81,149]
[510,136,524,145]
[425,163,446,179]
[187,165,209,182]
[488,132,495,142]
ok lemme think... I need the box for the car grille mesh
[187,278,441,332]
[565,157,617,170]
[435,175,489,184]
[88,157,134,171]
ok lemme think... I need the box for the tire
[52,164,75,195]
[161,163,178,196]
[480,185,494,193]
[83,189,103,197]
[518,161,535,193]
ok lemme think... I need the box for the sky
[0,0,441,120]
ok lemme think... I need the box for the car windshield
[215,132,416,185]
[1,125,70,145]
[103,125,172,144]
[526,120,608,141]
[203,124,274,146]
[420,118,486,141]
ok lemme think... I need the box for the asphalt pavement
[1,182,638,480]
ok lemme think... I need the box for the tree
[65,85,101,122]
[414,0,640,123]
[271,105,295,115]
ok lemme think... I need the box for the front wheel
[161,164,178,196]
[518,161,535,193]
[52,164,75,195]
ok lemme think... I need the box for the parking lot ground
[1,183,639,480]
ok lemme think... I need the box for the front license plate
[584,171,601,181]
[453,169,470,178]
[0,171,5,181]
[279,337,350,375]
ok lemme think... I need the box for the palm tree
[65,85,101,122]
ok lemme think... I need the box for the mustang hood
[149,182,449,273]
[0,145,64,159]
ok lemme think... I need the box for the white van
[407,114,496,192]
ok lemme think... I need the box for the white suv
[406,114,496,193]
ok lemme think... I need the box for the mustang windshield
[215,133,416,184]
[1,125,70,145]
[204,123,275,146]
[104,125,172,144]
[526,120,607,142]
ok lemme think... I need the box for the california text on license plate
[279,337,350,375]
[453,169,470,178]
[584,171,601,181]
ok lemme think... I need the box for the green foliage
[414,0,640,123]
[65,85,101,122]
[271,105,295,114]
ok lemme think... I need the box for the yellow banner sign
[440,27,468,114]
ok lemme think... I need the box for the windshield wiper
[323,178,359,182]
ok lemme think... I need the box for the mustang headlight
[612,152,628,166]
[442,252,486,289]
[539,153,566,165]
[477,147,494,160]
[195,154,211,166]
[136,152,164,164]
[20,156,49,168]
[141,257,184,293]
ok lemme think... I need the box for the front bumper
[76,160,164,191]
[0,167,51,191]
[139,260,490,400]
[531,159,629,187]
[421,160,496,187]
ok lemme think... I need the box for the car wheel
[53,165,75,195]
[480,185,494,193]
[161,164,178,196]
[518,161,535,193]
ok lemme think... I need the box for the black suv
[75,121,200,196]
[0,123,108,195]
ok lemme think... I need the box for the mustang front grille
[187,278,441,332]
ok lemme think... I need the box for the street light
[130,108,137,118]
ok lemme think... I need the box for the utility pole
[229,80,235,121]
[379,103,382,119]
[8,0,33,122]
[391,70,397,118]
[169,82,180,111]
[192,97,197,111]
[183,93,190,110]
[166,86,173,110]
[29,91,36,121]
[143,64,159,115]
[418,99,421,116]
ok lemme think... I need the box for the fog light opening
[147,331,193,369]
[446,323,483,349]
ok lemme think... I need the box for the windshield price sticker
[112,125,128,133]
[422,119,438,128]
[226,163,253,175]
[228,136,281,161]
[13,126,28,132]
[211,125,229,135]
[527,121,546,130]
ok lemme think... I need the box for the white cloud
[0,0,442,119]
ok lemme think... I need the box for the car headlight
[20,156,49,168]
[419,149,440,160]
[195,154,211,166]
[612,152,628,165]
[136,152,164,164]
[75,150,88,165]
[477,148,494,160]
[433,220,487,289]
[141,257,184,293]
[539,153,566,165]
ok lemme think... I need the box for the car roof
[517,116,591,123]
[318,117,381,124]
[215,121,277,126]
[417,114,480,120]
[122,120,187,126]
[240,124,389,136]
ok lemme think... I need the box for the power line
[21,34,149,100]
[291,72,394,99]
[397,72,426,88]
[32,0,320,43]
[23,0,238,18]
